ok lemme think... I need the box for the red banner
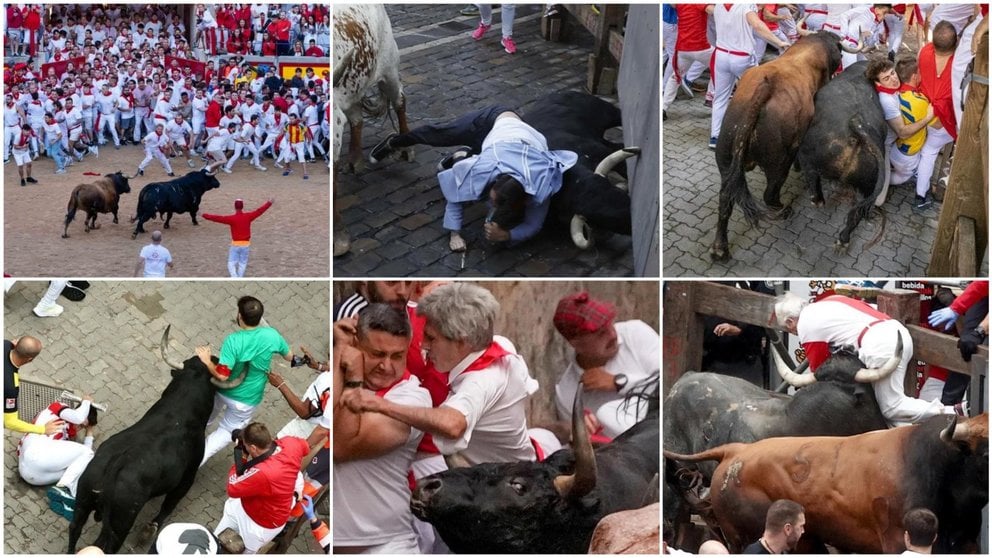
[165,56,207,80]
[40,56,86,80]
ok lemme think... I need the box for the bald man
[4,336,65,435]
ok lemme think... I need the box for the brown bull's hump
[334,11,377,91]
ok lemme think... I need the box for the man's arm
[340,388,468,440]
[247,199,273,220]
[133,256,145,277]
[886,105,934,139]
[268,370,314,419]
[746,11,789,49]
[506,196,551,243]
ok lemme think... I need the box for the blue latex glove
[301,494,316,520]
[928,307,959,330]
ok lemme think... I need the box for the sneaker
[138,169,144,176]
[222,167,232,174]
[274,161,284,169]
[20,178,25,186]
[33,302,64,318]
[167,172,175,177]
[25,176,37,184]
[460,4,480,15]
[708,137,718,150]
[90,145,99,158]
[680,77,694,98]
[114,144,120,150]
[60,284,86,302]
[501,36,517,54]
[369,133,398,163]
[472,22,492,40]
[303,174,309,180]
[254,164,268,171]
[55,168,66,174]
[68,280,90,290]
[47,485,75,518]
[914,194,931,209]
[282,169,292,176]
[187,159,196,168]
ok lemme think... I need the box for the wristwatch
[613,374,628,391]
[343,379,364,389]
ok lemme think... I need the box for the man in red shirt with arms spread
[215,422,307,554]
[203,198,273,278]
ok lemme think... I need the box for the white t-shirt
[481,116,548,151]
[302,372,331,430]
[139,243,172,277]
[332,375,430,546]
[554,320,659,438]
[436,335,539,465]
[878,91,900,146]
[714,4,759,55]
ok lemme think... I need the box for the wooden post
[663,282,705,395]
[928,26,988,275]
[877,289,923,397]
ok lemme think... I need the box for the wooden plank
[928,28,988,275]
[956,215,977,277]
[609,28,624,61]
[694,282,776,329]
[877,290,923,397]
[663,283,705,395]
[905,324,989,375]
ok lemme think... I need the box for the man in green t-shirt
[195,296,294,466]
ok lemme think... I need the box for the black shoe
[663,110,668,121]
[20,178,26,186]
[914,194,931,210]
[435,146,474,172]
[167,172,175,177]
[60,285,86,302]
[369,133,398,164]
[25,176,37,183]
[138,169,144,176]
[68,280,90,290]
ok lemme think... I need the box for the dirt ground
[4,146,329,277]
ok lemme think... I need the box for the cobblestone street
[4,281,328,554]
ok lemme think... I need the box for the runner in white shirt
[18,399,96,495]
[11,124,38,185]
[165,114,196,169]
[132,80,155,144]
[225,115,267,172]
[774,293,958,427]
[801,4,830,32]
[42,113,68,174]
[302,96,326,161]
[205,123,235,171]
[137,123,174,177]
[709,4,789,148]
[62,99,91,161]
[258,109,286,157]
[152,90,174,129]
[93,84,120,148]
[135,230,174,277]
[191,89,208,152]
[4,94,24,163]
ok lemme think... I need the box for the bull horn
[839,31,864,54]
[444,452,472,469]
[210,362,248,389]
[204,161,221,175]
[939,414,969,444]
[333,49,353,87]
[160,325,185,371]
[553,383,598,500]
[853,334,903,383]
[772,347,816,387]
[594,147,640,177]
[796,14,812,36]
[570,215,593,249]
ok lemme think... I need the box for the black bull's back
[67,357,216,553]
[131,171,220,236]
[412,416,659,554]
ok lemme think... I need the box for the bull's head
[160,325,246,389]
[570,147,640,249]
[202,161,224,178]
[774,333,903,387]
[110,171,134,193]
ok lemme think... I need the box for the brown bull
[62,171,132,238]
[664,413,989,553]
[710,32,860,262]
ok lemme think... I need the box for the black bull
[410,383,659,554]
[67,327,244,553]
[130,170,221,238]
[663,345,894,544]
[711,32,884,261]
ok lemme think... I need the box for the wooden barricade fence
[663,282,988,415]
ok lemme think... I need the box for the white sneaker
[33,303,64,317]
[274,161,284,169]
[222,167,232,174]
[254,164,267,171]
[187,159,196,168]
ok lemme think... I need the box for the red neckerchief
[456,342,511,381]
[875,83,915,95]
[375,369,411,397]
[723,4,734,11]
[102,91,112,96]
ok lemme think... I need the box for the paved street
[334,4,636,277]
[662,70,942,277]
[4,281,328,554]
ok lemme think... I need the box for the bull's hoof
[810,197,825,207]
[112,218,119,224]
[90,223,101,230]
[163,223,170,229]
[131,233,138,240]
[334,236,351,257]
[138,521,159,544]
[61,234,69,239]
[84,228,90,233]
[833,240,850,254]
[709,244,731,262]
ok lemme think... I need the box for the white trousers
[200,393,257,467]
[140,146,173,173]
[227,142,261,169]
[18,435,93,489]
[914,125,953,197]
[710,49,756,139]
[95,113,119,145]
[662,47,714,111]
[952,15,983,127]
[860,321,949,427]
[214,497,284,554]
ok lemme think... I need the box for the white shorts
[12,150,31,166]
[214,498,283,554]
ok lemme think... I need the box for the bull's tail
[722,77,775,227]
[663,443,746,464]
[64,190,80,227]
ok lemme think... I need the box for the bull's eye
[509,479,526,494]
